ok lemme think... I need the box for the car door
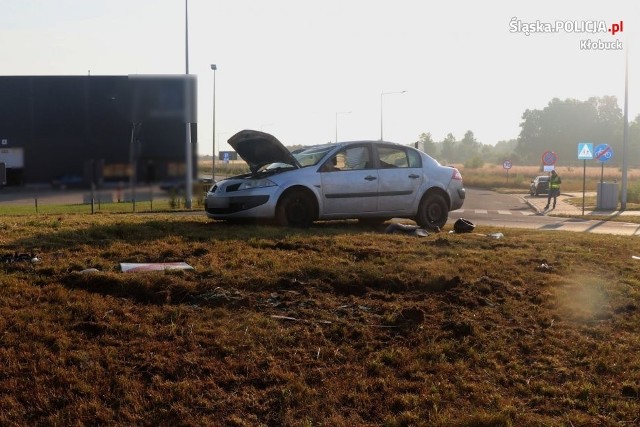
[319,144,378,215]
[375,145,423,213]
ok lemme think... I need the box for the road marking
[454,209,535,216]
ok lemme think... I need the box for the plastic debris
[1,252,39,263]
[487,232,504,239]
[537,263,553,272]
[120,262,194,272]
[453,218,475,233]
[385,223,431,237]
[270,315,299,322]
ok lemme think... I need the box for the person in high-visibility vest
[545,169,561,210]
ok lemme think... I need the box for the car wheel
[416,193,448,229]
[276,190,316,227]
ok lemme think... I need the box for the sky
[0,0,638,156]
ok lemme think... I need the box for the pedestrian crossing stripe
[578,142,594,160]
[453,209,533,216]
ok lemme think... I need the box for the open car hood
[227,130,301,174]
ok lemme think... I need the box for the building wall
[0,75,197,186]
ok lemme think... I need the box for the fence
[0,184,209,215]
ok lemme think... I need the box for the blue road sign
[542,151,557,166]
[578,142,594,160]
[594,144,613,162]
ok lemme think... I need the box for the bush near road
[0,214,639,425]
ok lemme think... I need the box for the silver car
[204,130,465,228]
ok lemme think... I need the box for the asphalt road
[449,188,640,236]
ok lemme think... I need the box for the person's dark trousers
[545,190,557,209]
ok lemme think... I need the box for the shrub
[464,156,484,169]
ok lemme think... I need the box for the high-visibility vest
[550,175,561,189]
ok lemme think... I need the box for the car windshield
[292,145,335,167]
[256,145,335,172]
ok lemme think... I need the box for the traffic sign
[578,142,594,160]
[542,151,558,166]
[503,160,512,170]
[594,144,613,162]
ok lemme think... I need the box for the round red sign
[542,151,558,166]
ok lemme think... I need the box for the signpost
[503,159,512,184]
[594,143,613,184]
[577,142,594,215]
[542,150,557,172]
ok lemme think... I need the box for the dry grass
[0,214,639,426]
[459,163,640,193]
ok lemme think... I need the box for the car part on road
[384,223,432,237]
[453,218,475,233]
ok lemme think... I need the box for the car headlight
[237,179,277,191]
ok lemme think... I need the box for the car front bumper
[204,187,279,219]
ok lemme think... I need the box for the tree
[456,130,481,163]
[489,139,519,164]
[628,114,640,167]
[515,96,623,166]
[440,133,457,164]
[416,132,438,156]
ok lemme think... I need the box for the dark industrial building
[0,75,197,187]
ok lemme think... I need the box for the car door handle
[364,175,377,181]
[408,174,420,179]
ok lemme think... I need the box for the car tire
[416,193,448,229]
[276,190,316,227]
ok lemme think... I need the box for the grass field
[458,163,640,194]
[0,214,639,425]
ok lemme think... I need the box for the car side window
[377,146,410,168]
[322,146,372,171]
[408,150,422,168]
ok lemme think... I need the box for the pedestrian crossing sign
[578,142,593,160]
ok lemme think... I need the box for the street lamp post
[184,0,193,208]
[335,111,351,143]
[380,90,406,141]
[211,64,217,181]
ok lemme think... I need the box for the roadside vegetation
[458,163,640,195]
[0,214,639,425]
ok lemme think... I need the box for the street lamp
[211,64,217,181]
[380,90,406,141]
[184,0,193,208]
[335,111,351,143]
